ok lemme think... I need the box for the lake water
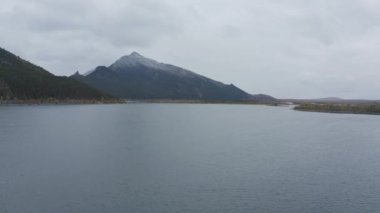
[1,104,380,213]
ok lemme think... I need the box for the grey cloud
[1,0,182,46]
[0,0,183,74]
[1,0,380,98]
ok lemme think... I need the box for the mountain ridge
[0,47,115,102]
[72,52,273,101]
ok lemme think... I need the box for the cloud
[0,0,183,74]
[1,0,380,99]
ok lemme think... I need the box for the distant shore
[5,99,380,116]
[294,103,380,115]
[0,98,284,106]
[0,98,126,105]
[127,99,282,106]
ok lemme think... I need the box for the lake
[1,104,380,213]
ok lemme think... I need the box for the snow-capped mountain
[110,52,209,79]
[110,52,166,70]
[72,52,273,101]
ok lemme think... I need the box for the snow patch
[109,52,203,78]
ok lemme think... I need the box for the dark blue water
[1,104,380,213]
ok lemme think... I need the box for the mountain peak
[72,49,254,100]
[130,51,143,57]
[108,52,205,78]
[110,52,163,71]
[70,71,82,77]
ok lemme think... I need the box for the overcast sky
[1,0,380,99]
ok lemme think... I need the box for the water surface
[1,104,380,213]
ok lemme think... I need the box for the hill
[0,47,114,103]
[294,103,380,115]
[72,52,270,101]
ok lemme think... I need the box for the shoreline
[0,98,283,106]
[0,99,126,105]
[294,108,380,115]
[3,99,380,116]
[293,104,380,115]
[127,99,282,106]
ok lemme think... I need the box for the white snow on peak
[110,52,166,70]
[130,51,143,57]
[109,52,202,78]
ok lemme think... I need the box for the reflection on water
[1,104,380,213]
